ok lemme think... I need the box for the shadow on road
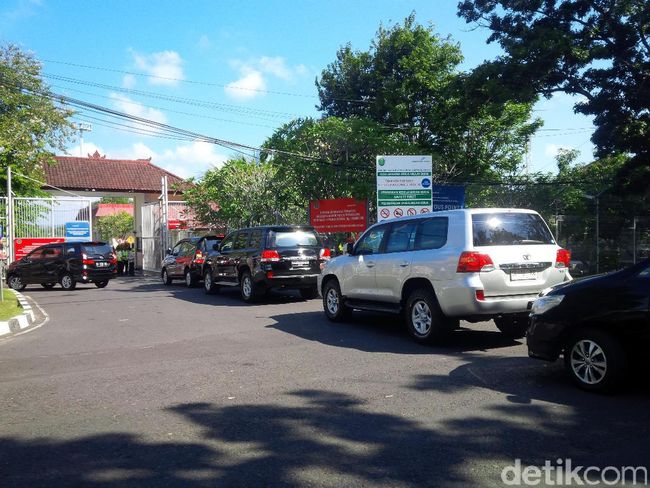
[1,387,649,487]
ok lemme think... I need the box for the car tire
[41,283,56,289]
[322,280,350,322]
[564,328,626,392]
[161,268,172,286]
[240,270,259,303]
[299,285,319,300]
[8,274,26,291]
[405,288,450,345]
[204,269,218,295]
[94,281,108,288]
[494,314,529,339]
[60,273,77,290]
[184,268,198,288]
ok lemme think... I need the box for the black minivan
[203,225,330,302]
[6,241,117,291]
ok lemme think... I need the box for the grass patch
[0,288,22,321]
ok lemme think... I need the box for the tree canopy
[0,44,73,195]
[458,0,650,193]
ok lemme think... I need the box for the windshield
[472,213,555,246]
[268,230,320,248]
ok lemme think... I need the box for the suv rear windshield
[268,229,320,248]
[472,213,555,246]
[81,244,114,257]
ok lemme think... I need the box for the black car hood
[549,269,625,295]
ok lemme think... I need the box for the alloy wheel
[326,288,339,315]
[411,300,432,335]
[569,339,607,385]
[242,276,252,298]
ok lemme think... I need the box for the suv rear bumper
[256,272,319,290]
[439,285,538,318]
[79,269,116,282]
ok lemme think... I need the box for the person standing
[127,244,135,276]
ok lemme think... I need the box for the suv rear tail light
[555,248,571,268]
[193,250,205,264]
[260,250,281,262]
[110,253,118,265]
[319,248,331,260]
[82,253,95,265]
[457,251,494,273]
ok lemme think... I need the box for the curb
[0,289,36,338]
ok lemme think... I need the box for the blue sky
[1,0,596,180]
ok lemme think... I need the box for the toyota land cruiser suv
[318,208,571,344]
[203,225,330,302]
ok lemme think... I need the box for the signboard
[14,238,65,261]
[432,185,465,211]
[65,221,91,240]
[168,219,188,230]
[377,155,432,222]
[309,198,367,233]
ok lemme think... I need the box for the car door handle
[365,261,375,268]
[399,262,409,267]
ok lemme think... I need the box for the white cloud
[131,50,184,86]
[109,93,167,125]
[259,56,292,80]
[544,144,575,157]
[122,74,136,89]
[197,35,211,51]
[64,141,104,158]
[225,69,266,101]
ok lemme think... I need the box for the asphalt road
[1,276,649,487]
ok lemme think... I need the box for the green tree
[457,0,650,193]
[96,211,134,242]
[0,44,74,195]
[183,157,304,230]
[315,14,540,180]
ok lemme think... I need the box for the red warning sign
[407,208,416,216]
[393,208,403,217]
[420,208,430,214]
[380,208,390,219]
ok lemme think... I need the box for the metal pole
[596,196,600,274]
[633,217,638,265]
[7,166,12,263]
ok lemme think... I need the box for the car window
[44,246,63,259]
[472,212,555,246]
[65,244,78,255]
[204,237,220,252]
[220,234,235,252]
[81,244,113,257]
[355,225,388,255]
[171,242,183,256]
[181,242,195,256]
[234,231,250,250]
[27,248,47,260]
[249,230,263,249]
[415,217,448,250]
[385,221,417,253]
[267,229,320,247]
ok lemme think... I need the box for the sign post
[377,155,432,222]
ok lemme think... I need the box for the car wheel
[564,329,626,392]
[322,280,350,322]
[184,269,198,288]
[204,269,218,295]
[239,270,259,303]
[41,282,56,289]
[94,281,108,288]
[494,315,529,339]
[299,285,319,300]
[405,288,450,344]
[60,273,77,290]
[8,275,26,291]
[161,268,172,286]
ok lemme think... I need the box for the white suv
[318,208,572,344]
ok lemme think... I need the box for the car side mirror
[346,243,354,255]
[165,248,172,255]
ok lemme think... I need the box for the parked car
[161,235,222,287]
[203,225,330,301]
[569,259,589,277]
[318,208,572,344]
[6,241,117,291]
[527,258,650,392]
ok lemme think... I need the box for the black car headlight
[530,295,565,315]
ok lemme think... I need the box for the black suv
[203,225,330,301]
[6,241,117,291]
[161,235,222,287]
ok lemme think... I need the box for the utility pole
[6,166,12,264]
[160,176,169,258]
[76,122,93,156]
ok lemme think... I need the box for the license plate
[96,262,109,268]
[291,260,309,268]
[510,271,537,281]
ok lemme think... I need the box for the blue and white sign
[65,221,91,240]
[432,185,465,211]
